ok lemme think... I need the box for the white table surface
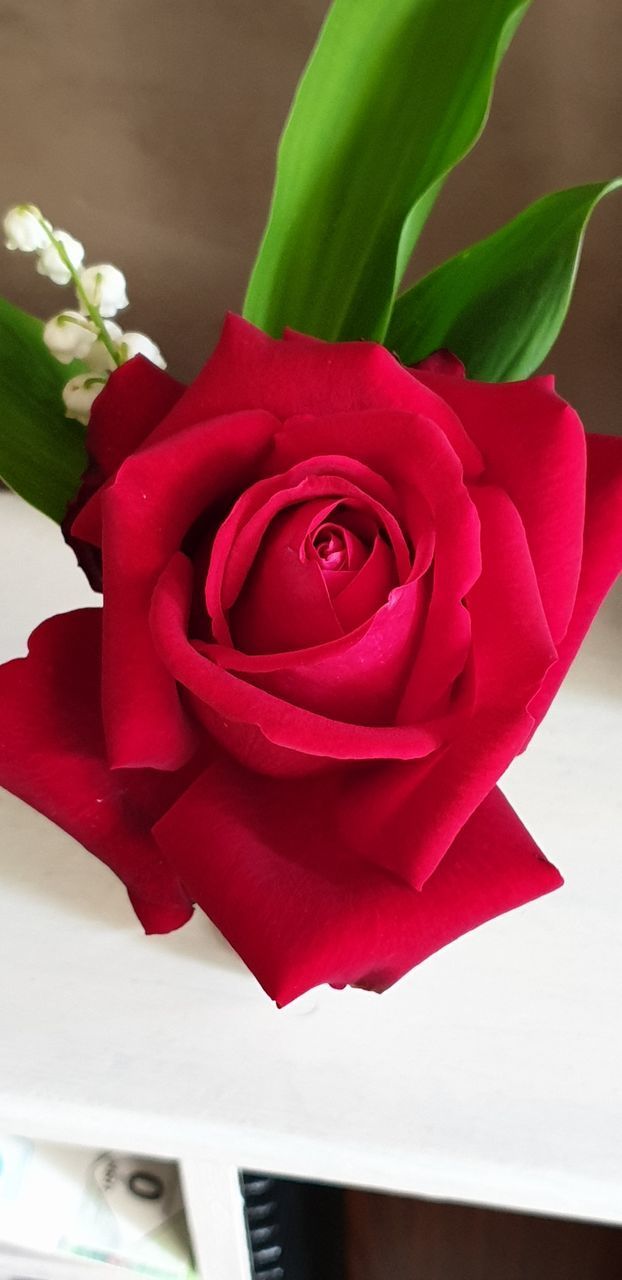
[1,491,621,1236]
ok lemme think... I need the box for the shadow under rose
[564,580,622,703]
[0,787,246,979]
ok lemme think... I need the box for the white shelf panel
[0,493,621,1226]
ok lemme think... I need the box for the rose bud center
[226,496,402,655]
[312,525,350,570]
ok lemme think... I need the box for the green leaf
[243,0,531,343]
[0,297,86,522]
[387,180,622,380]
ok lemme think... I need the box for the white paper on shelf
[0,1138,196,1278]
[0,1244,141,1280]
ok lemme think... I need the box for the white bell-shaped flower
[119,331,166,369]
[84,320,124,373]
[3,204,50,252]
[43,310,98,364]
[62,372,108,425]
[37,230,85,285]
[79,264,128,317]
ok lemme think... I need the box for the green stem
[37,218,122,368]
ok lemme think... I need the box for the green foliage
[243,0,531,343]
[387,181,621,379]
[0,297,86,522]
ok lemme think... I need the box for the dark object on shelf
[241,1171,344,1280]
[345,1189,622,1280]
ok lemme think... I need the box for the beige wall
[0,0,620,432]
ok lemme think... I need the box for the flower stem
[37,218,122,368]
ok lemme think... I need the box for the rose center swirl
[203,470,420,657]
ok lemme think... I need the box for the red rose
[1,316,621,1004]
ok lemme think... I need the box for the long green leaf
[243,0,531,342]
[0,297,86,522]
[387,180,621,380]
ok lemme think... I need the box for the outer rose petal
[339,483,557,888]
[153,758,562,1005]
[415,371,586,645]
[70,356,185,550]
[101,409,278,770]
[88,356,185,478]
[62,462,107,592]
[529,432,622,725]
[0,610,194,933]
[413,350,466,377]
[141,315,483,477]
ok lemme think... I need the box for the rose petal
[89,356,185,477]
[529,432,622,725]
[203,576,427,725]
[71,357,185,550]
[413,350,466,377]
[330,533,398,631]
[101,410,278,769]
[153,757,562,1005]
[231,499,345,652]
[62,461,107,591]
[271,410,481,721]
[340,484,557,888]
[415,372,587,645]
[310,516,369,577]
[271,410,470,537]
[150,554,448,768]
[142,315,483,476]
[467,486,557,700]
[0,610,194,933]
[205,456,413,647]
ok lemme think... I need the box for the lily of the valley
[3,203,167,424]
[62,373,108,426]
[2,204,50,252]
[79,264,128,317]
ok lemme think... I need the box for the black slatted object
[241,1172,344,1280]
